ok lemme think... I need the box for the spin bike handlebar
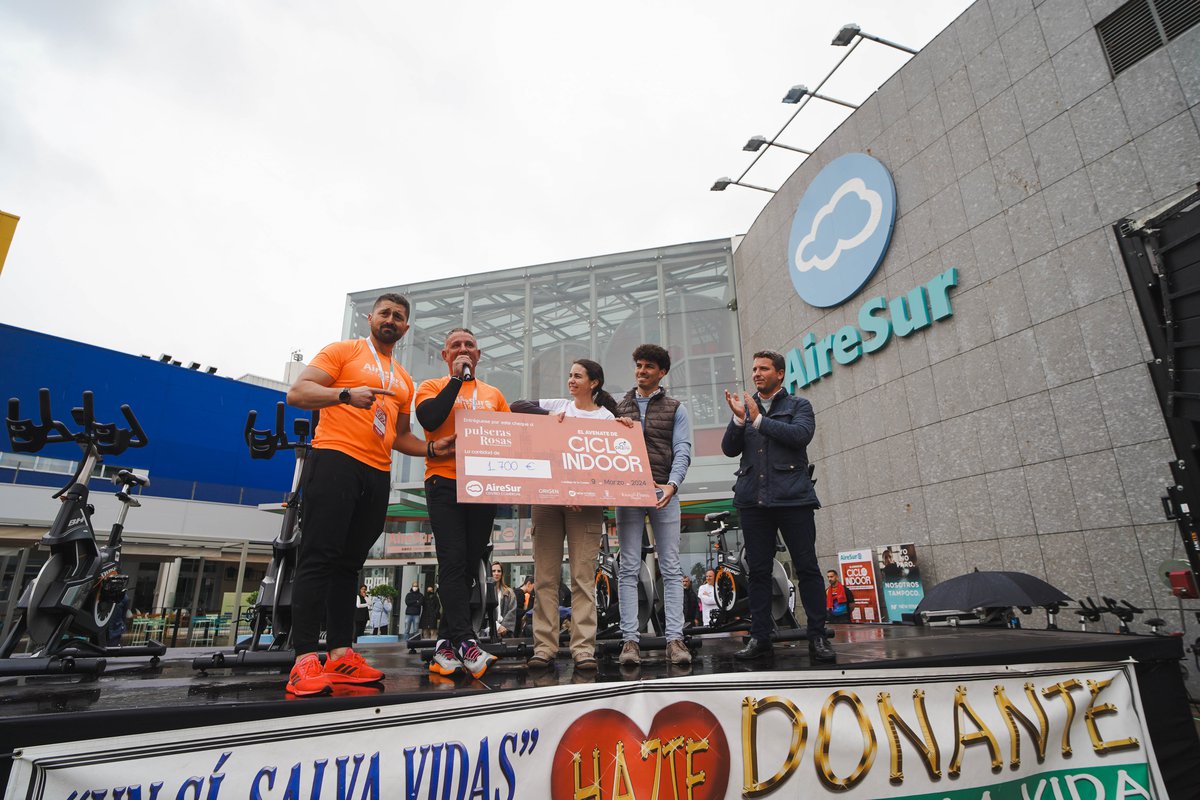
[1102,596,1142,622]
[245,402,311,460]
[7,389,72,452]
[6,389,148,456]
[75,392,148,455]
[1077,597,1107,622]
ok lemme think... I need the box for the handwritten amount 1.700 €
[463,456,553,479]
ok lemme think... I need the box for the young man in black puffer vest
[613,344,693,666]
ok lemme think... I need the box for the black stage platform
[2,624,1198,795]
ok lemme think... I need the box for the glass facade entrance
[345,238,745,581]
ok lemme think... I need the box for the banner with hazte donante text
[5,661,1166,799]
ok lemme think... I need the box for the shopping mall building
[353,0,1200,642]
[2,0,1198,662]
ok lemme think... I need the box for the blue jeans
[404,615,420,638]
[616,496,683,642]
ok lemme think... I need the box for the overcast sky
[0,1,971,381]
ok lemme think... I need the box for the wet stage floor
[1,623,1196,792]
[0,623,1183,720]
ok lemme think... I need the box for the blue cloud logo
[788,153,896,308]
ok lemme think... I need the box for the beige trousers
[530,505,604,661]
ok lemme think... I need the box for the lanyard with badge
[365,337,394,438]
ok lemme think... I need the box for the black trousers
[425,476,496,647]
[292,448,390,656]
[739,505,826,640]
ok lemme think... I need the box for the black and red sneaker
[324,648,384,684]
[287,653,333,697]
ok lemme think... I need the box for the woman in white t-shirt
[515,359,632,671]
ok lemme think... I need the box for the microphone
[461,364,474,382]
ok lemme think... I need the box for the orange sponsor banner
[454,410,657,507]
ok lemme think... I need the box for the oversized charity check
[454,410,658,506]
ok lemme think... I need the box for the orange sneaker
[324,648,384,684]
[331,684,384,698]
[287,653,332,697]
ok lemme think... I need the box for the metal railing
[0,460,287,507]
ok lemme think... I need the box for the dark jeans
[292,448,390,656]
[739,504,826,640]
[425,476,496,647]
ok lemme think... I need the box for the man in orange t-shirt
[283,293,453,697]
[415,327,510,678]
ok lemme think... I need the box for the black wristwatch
[339,388,351,404]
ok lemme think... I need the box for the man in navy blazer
[721,350,834,663]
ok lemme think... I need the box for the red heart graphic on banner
[549,701,730,800]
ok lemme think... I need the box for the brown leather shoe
[619,641,641,665]
[666,639,692,665]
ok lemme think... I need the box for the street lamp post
[831,23,917,54]
[710,177,776,194]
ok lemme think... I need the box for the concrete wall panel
[731,0,1200,683]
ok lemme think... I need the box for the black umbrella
[915,570,1070,614]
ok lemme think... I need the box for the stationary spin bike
[1,389,162,676]
[194,402,310,672]
[698,510,803,637]
[595,525,660,638]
